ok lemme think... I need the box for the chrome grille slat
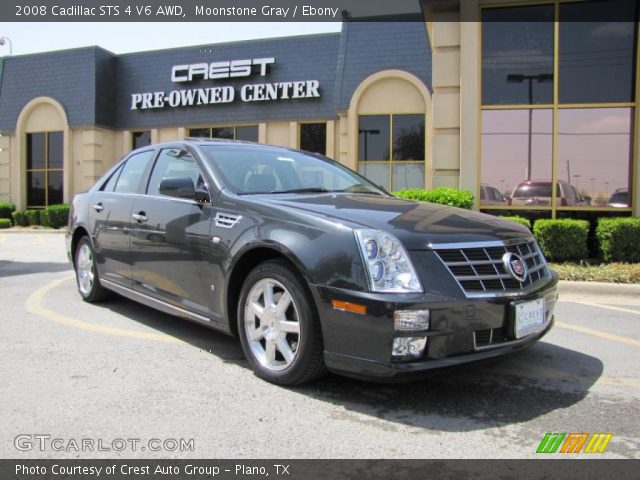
[434,238,551,298]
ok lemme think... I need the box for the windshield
[200,145,385,196]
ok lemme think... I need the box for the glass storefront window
[559,1,637,104]
[300,123,327,155]
[558,108,633,208]
[481,1,638,215]
[481,110,553,206]
[132,130,151,149]
[393,114,425,160]
[189,126,258,142]
[358,116,390,161]
[482,5,554,105]
[235,125,258,142]
[358,114,425,191]
[26,131,64,208]
[211,127,234,139]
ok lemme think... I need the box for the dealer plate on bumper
[514,298,546,339]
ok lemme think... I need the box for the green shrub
[41,204,70,229]
[11,210,28,227]
[596,217,640,263]
[25,209,41,226]
[0,202,15,221]
[0,218,10,229]
[394,187,474,209]
[533,219,589,261]
[498,216,532,230]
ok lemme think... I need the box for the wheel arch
[226,244,315,338]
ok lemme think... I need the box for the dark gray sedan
[66,139,558,385]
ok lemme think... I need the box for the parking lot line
[555,321,640,348]
[25,275,180,343]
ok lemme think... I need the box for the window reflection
[393,114,425,160]
[558,108,633,207]
[358,116,390,161]
[482,5,554,105]
[481,109,553,206]
[300,123,327,155]
[559,0,637,104]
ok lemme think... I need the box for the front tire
[237,260,327,385]
[74,236,110,303]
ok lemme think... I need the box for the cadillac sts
[66,139,558,385]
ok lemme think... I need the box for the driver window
[147,148,204,197]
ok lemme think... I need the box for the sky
[0,22,342,56]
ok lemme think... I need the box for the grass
[550,262,640,284]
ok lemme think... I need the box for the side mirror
[195,187,211,203]
[159,177,196,199]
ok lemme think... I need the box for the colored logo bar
[536,432,613,454]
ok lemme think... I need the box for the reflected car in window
[66,139,558,385]
[607,188,629,208]
[509,179,588,207]
[480,184,507,205]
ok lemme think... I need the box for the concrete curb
[559,280,640,302]
[0,229,65,234]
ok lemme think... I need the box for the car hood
[261,193,531,250]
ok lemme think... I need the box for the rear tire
[237,260,327,386]
[74,236,110,303]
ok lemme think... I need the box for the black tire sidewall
[237,261,321,385]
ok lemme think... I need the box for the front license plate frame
[514,298,546,339]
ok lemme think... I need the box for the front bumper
[312,274,558,382]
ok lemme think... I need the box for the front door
[130,147,215,319]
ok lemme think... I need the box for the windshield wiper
[269,187,333,194]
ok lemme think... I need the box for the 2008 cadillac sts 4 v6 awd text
[66,139,558,385]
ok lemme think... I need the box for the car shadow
[96,294,603,433]
[0,260,72,277]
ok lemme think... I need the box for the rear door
[90,149,155,289]
[130,147,216,319]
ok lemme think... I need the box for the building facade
[0,0,638,221]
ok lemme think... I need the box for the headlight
[354,229,422,293]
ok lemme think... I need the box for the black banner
[2,0,639,22]
[2,459,639,480]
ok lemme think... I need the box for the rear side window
[101,165,124,192]
[113,150,154,194]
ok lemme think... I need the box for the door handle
[93,203,104,212]
[132,212,148,223]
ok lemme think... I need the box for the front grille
[434,239,550,297]
[474,328,509,348]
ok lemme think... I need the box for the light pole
[507,73,553,180]
[573,174,581,191]
[0,37,12,55]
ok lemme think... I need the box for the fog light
[394,309,429,331]
[392,336,427,359]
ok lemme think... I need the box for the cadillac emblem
[502,252,528,282]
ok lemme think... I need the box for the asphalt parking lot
[1,232,639,459]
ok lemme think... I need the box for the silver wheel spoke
[276,337,294,363]
[278,320,300,334]
[248,300,265,321]
[265,340,277,366]
[250,327,265,341]
[275,291,292,316]
[263,282,275,308]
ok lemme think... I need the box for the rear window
[513,183,559,198]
